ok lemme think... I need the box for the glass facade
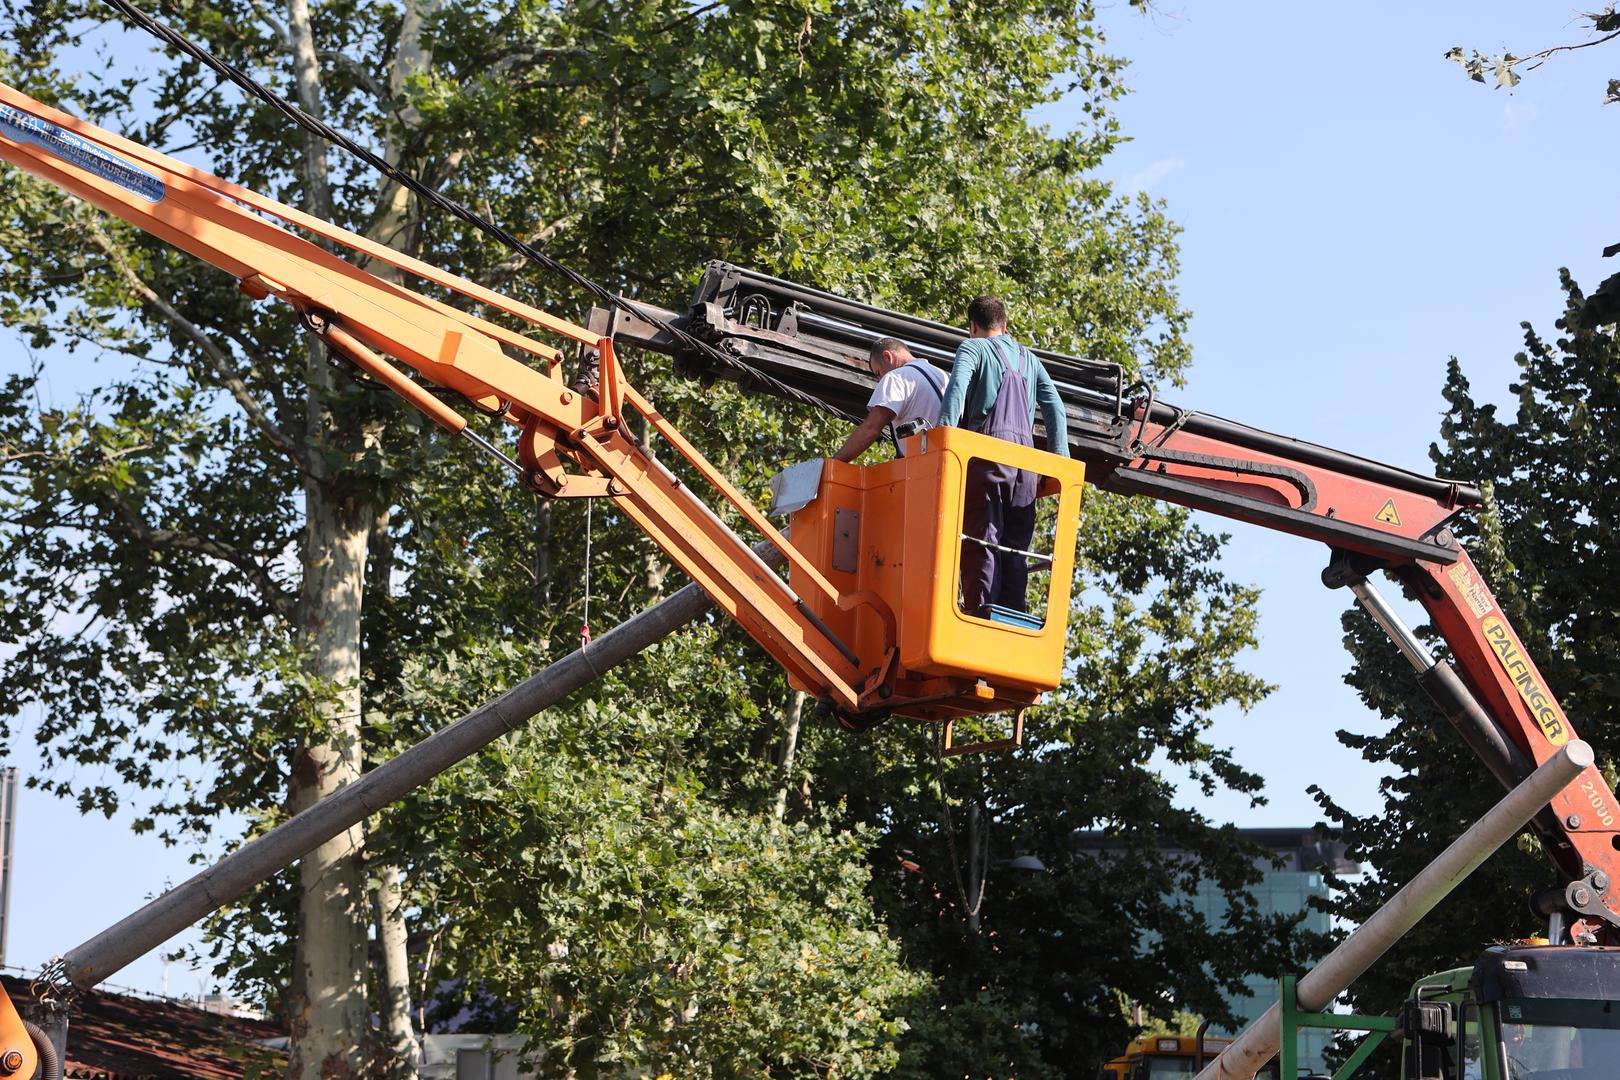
[1189,867,1339,1074]
[1076,827,1356,1079]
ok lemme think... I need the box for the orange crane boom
[0,82,1087,730]
[0,72,1095,1076]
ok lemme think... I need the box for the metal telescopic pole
[53,545,783,991]
[1193,739,1593,1080]
[0,766,16,967]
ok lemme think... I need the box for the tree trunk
[364,509,418,1078]
[282,1,374,1073]
[287,489,372,1080]
[374,865,422,1077]
[279,0,444,1069]
[774,691,805,821]
[285,0,332,225]
[358,7,440,1063]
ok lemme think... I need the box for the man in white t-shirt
[831,337,947,462]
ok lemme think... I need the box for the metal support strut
[46,545,784,995]
[1347,573,1535,798]
[1347,577,1435,671]
[1193,740,1593,1080]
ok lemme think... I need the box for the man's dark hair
[967,295,1007,331]
[868,336,911,362]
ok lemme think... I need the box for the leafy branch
[84,225,312,475]
[103,489,297,620]
[1445,6,1620,102]
[1443,8,1620,327]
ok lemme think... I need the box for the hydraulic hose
[23,1019,61,1080]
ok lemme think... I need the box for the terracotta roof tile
[4,975,287,1080]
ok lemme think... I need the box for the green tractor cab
[1399,945,1620,1080]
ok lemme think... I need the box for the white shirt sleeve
[866,368,915,414]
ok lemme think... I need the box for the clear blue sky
[5,3,1618,997]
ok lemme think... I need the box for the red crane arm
[1101,415,1620,938]
[622,268,1620,934]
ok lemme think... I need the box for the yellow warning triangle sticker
[1374,499,1402,527]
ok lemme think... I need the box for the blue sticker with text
[0,104,165,202]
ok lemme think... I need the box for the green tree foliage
[387,646,924,1076]
[0,0,1303,1074]
[1314,273,1620,1020]
[871,494,1310,1077]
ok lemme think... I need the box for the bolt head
[1573,886,1593,906]
[560,391,573,404]
[1568,814,1584,829]
[1595,872,1611,891]
[1,1048,23,1073]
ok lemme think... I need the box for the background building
[4,973,285,1079]
[1075,827,1358,1076]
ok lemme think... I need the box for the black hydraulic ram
[590,261,1481,519]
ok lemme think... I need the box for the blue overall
[961,337,1038,616]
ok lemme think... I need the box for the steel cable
[101,0,857,422]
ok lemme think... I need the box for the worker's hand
[833,407,894,463]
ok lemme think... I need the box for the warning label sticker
[1374,498,1402,527]
[1447,561,1495,618]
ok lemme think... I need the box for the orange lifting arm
[0,989,37,1080]
[0,82,870,712]
[0,82,1089,728]
[1404,551,1620,938]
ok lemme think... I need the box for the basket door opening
[954,457,1061,630]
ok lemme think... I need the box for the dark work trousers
[961,462,1037,614]
[961,338,1038,616]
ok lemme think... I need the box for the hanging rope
[581,498,593,646]
[99,0,858,423]
[928,730,984,928]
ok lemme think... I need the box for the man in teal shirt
[938,296,1069,617]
